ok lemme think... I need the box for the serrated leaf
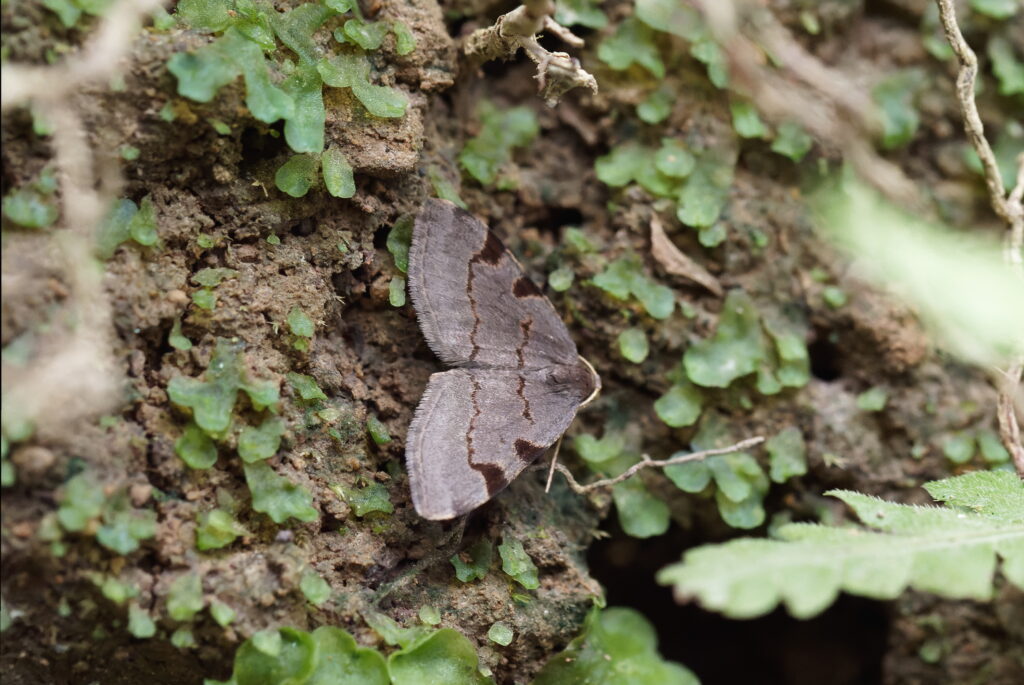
[658,471,1024,619]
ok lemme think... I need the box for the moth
[405,199,601,520]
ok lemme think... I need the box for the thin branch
[554,437,766,495]
[696,0,924,211]
[998,360,1024,476]
[463,0,597,106]
[935,0,1024,477]
[935,0,1024,242]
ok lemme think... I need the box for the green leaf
[592,256,674,319]
[234,627,318,685]
[731,101,768,139]
[654,383,703,428]
[598,17,664,78]
[387,216,414,273]
[97,498,157,555]
[281,62,326,154]
[344,18,389,50]
[487,621,514,646]
[637,86,673,124]
[969,0,1019,19]
[366,415,392,445]
[613,478,670,539]
[171,627,196,648]
[765,426,807,483]
[352,80,408,118]
[167,573,205,621]
[2,187,58,229]
[287,307,315,338]
[655,139,696,178]
[275,154,319,198]
[169,318,193,351]
[691,36,728,88]
[244,461,318,524]
[168,341,254,435]
[856,387,889,412]
[222,29,295,123]
[822,285,847,308]
[658,471,1024,619]
[618,327,649,363]
[321,147,356,198]
[176,0,232,32]
[535,606,698,685]
[872,70,923,149]
[450,540,493,582]
[698,222,727,247]
[392,21,417,55]
[287,372,328,401]
[270,3,333,63]
[175,422,218,468]
[210,600,236,627]
[196,509,244,550]
[684,289,766,387]
[387,629,492,685]
[555,0,608,29]
[307,627,390,684]
[459,103,539,185]
[548,266,575,292]
[770,121,813,162]
[427,166,467,208]
[300,569,331,606]
[664,459,712,493]
[574,432,625,464]
[988,35,1024,95]
[192,267,238,287]
[676,151,734,227]
[238,417,285,463]
[498,538,539,589]
[418,605,441,626]
[943,432,976,464]
[96,198,137,258]
[42,0,82,28]
[57,473,105,532]
[977,429,1010,464]
[127,603,156,638]
[636,0,704,39]
[167,37,241,103]
[389,276,407,307]
[335,481,393,517]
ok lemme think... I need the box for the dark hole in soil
[290,217,317,237]
[535,206,584,235]
[587,519,889,685]
[808,330,842,381]
[239,123,287,165]
[373,223,391,249]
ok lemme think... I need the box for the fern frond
[656,471,1024,619]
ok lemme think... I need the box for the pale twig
[696,0,924,210]
[1,0,166,110]
[463,0,597,106]
[554,437,765,495]
[935,0,1024,476]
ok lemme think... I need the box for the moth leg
[544,436,563,493]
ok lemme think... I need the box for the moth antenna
[544,436,563,493]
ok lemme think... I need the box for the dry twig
[463,0,597,106]
[695,0,924,210]
[554,437,766,495]
[935,0,1024,476]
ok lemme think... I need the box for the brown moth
[405,199,601,520]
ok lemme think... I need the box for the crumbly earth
[1,1,1021,684]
